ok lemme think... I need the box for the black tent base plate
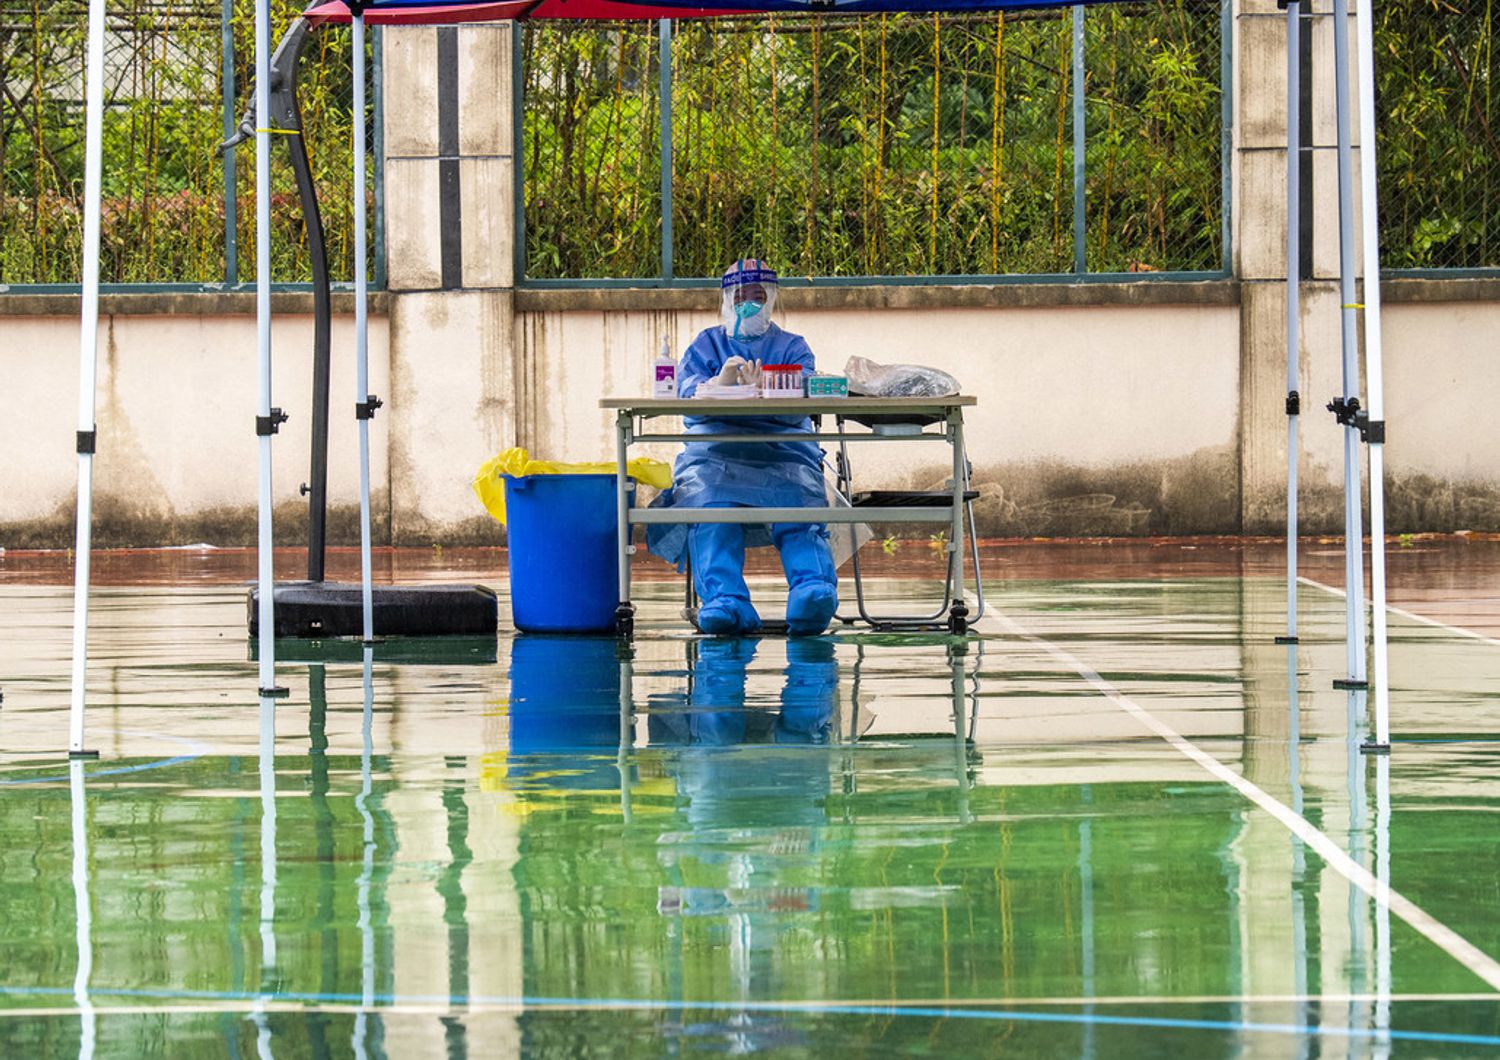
[248,582,498,639]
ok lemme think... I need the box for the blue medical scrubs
[646,323,838,634]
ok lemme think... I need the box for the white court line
[1298,575,1500,650]
[978,608,1500,994]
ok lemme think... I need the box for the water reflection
[12,608,1498,1057]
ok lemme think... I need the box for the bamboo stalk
[930,14,940,272]
[990,12,1004,273]
[1052,18,1068,257]
[807,14,820,268]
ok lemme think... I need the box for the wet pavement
[1,539,1499,1056]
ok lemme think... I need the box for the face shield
[719,259,779,340]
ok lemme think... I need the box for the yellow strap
[254,127,301,136]
[1342,303,1364,310]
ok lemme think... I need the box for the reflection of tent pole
[1331,0,1368,690]
[1353,0,1391,749]
[67,0,107,761]
[256,692,279,1055]
[1079,786,1095,1060]
[1279,0,1301,648]
[1373,754,1392,1043]
[71,759,96,1060]
[353,8,379,644]
[254,0,283,696]
[1286,646,1311,1020]
[353,647,376,1059]
[1344,689,1367,999]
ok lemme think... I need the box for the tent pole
[1331,0,1367,688]
[255,0,281,694]
[1354,0,1390,749]
[353,9,376,645]
[1281,0,1301,646]
[68,0,107,760]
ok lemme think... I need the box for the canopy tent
[65,0,1392,754]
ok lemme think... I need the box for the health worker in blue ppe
[645,259,839,637]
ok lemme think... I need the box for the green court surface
[1,541,1499,1056]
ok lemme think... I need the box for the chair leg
[683,553,699,625]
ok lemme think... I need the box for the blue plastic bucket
[503,473,631,633]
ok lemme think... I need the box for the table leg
[948,411,969,635]
[615,410,635,638]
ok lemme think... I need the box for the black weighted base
[248,582,498,639]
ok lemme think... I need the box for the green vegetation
[1377,0,1500,269]
[0,0,371,285]
[0,0,1495,285]
[523,5,1225,280]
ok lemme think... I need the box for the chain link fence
[2,3,1496,286]
[522,3,1229,281]
[0,0,375,286]
[1376,0,1500,271]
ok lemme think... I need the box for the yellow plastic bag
[473,446,673,525]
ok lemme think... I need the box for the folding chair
[832,411,986,631]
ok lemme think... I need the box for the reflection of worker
[650,259,838,637]
[650,636,835,1041]
[648,637,837,751]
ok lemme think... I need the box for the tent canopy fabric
[305,0,1114,24]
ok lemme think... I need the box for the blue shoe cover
[786,584,838,636]
[697,597,761,636]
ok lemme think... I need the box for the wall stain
[1,494,393,550]
[10,451,1500,549]
[867,445,1242,537]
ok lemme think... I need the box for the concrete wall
[4,10,1500,548]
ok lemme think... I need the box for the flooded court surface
[2,539,1499,1056]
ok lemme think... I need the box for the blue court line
[2,986,1499,1046]
[0,732,207,786]
[0,754,199,787]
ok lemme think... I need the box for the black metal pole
[288,125,332,583]
[262,18,332,583]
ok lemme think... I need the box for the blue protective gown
[646,322,838,635]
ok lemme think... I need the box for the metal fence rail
[0,0,380,288]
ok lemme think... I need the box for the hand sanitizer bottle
[653,339,677,398]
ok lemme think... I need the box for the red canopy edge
[306,0,757,23]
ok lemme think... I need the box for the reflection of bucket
[503,474,632,633]
[507,635,621,753]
